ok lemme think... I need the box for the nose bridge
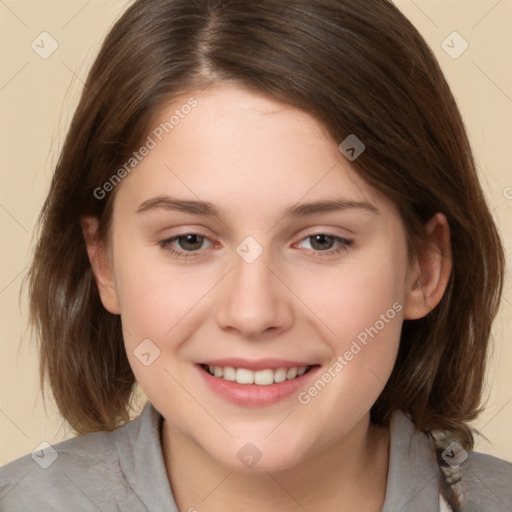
[233,250,273,298]
[215,242,293,337]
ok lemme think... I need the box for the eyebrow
[136,195,379,218]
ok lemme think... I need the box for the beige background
[1,0,511,465]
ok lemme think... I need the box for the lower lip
[196,365,320,407]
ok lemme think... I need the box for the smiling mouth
[199,364,316,385]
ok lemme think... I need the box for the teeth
[254,369,274,385]
[286,367,298,379]
[204,365,312,384]
[236,368,254,384]
[223,366,236,381]
[274,367,287,383]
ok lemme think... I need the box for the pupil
[311,234,334,250]
[179,234,203,251]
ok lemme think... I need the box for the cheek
[112,247,213,410]
[289,236,407,346]
[288,237,407,410]
[114,256,212,343]
[110,230,222,377]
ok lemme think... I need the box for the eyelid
[293,233,353,254]
[157,232,216,259]
[157,229,354,262]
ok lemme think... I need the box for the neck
[161,414,390,512]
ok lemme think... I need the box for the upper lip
[198,358,317,371]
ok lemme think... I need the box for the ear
[80,216,121,315]
[403,213,452,320]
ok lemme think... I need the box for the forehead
[113,82,393,219]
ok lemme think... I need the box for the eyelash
[158,233,353,259]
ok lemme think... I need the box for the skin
[82,82,452,511]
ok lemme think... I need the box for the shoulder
[386,410,512,511]
[456,450,512,511]
[434,436,512,511]
[465,448,512,476]
[0,405,156,512]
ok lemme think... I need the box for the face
[96,83,415,472]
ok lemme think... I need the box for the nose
[214,249,294,340]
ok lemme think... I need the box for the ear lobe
[80,215,121,315]
[403,213,452,320]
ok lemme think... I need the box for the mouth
[199,363,316,385]
[196,358,322,406]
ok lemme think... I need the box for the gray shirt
[1,401,511,511]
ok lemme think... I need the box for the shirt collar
[121,401,441,511]
[115,400,179,510]
[381,410,441,511]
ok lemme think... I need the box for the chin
[203,436,309,474]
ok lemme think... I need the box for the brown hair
[30,0,504,450]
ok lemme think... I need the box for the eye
[159,233,213,258]
[296,234,353,256]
